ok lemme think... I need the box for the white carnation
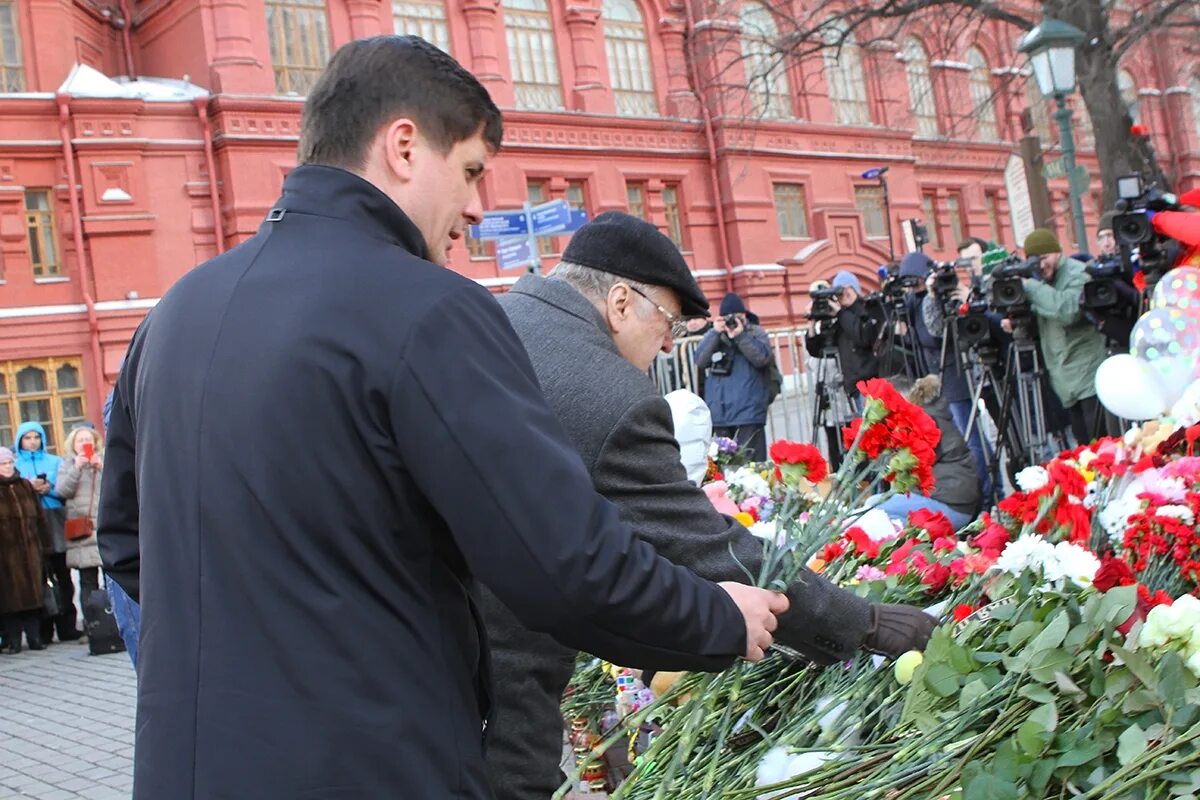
[755,746,834,799]
[1156,505,1195,525]
[1015,465,1050,492]
[993,533,1056,576]
[749,520,782,546]
[727,466,771,499]
[855,507,901,542]
[1048,542,1101,587]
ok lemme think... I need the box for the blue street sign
[530,199,571,235]
[470,210,529,241]
[563,208,588,234]
[496,237,535,271]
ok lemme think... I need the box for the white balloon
[1095,354,1168,421]
[1170,378,1200,426]
[1150,355,1194,409]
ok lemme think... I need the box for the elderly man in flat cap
[481,211,938,800]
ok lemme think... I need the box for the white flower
[756,746,834,799]
[727,466,770,499]
[749,520,782,546]
[1097,488,1142,547]
[993,533,1056,576]
[1156,504,1195,525]
[855,507,901,542]
[1186,648,1200,679]
[1015,465,1050,492]
[1142,595,1200,648]
[1047,542,1101,587]
[708,440,720,459]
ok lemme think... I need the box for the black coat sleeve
[593,395,871,663]
[97,333,143,601]
[838,304,878,350]
[389,284,746,672]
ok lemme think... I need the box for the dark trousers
[714,424,767,462]
[78,567,100,606]
[1067,395,1122,446]
[3,610,41,647]
[40,552,79,641]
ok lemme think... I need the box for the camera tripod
[809,342,856,472]
[874,295,927,379]
[961,317,1064,490]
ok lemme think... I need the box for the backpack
[763,359,783,405]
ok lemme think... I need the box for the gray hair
[549,260,652,303]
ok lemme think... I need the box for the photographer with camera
[1015,229,1117,444]
[805,271,881,409]
[695,293,774,461]
[1096,212,1118,261]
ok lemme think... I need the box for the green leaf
[1017,720,1051,756]
[1111,645,1161,691]
[959,678,988,712]
[1028,611,1070,654]
[925,664,961,698]
[1099,586,1138,627]
[1117,724,1148,766]
[1054,671,1087,698]
[1019,685,1056,704]
[1057,739,1104,767]
[964,771,1019,800]
[1030,701,1058,734]
[1030,648,1075,683]
[1064,623,1093,652]
[1030,756,1056,793]
[1007,620,1042,650]
[949,644,976,674]
[973,650,1003,664]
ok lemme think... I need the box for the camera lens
[1114,213,1151,247]
[956,314,989,347]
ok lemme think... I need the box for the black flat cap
[561,211,710,317]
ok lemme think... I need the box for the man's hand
[894,320,908,337]
[726,316,742,336]
[719,582,788,661]
[952,284,970,304]
[713,316,727,334]
[863,603,938,657]
[1000,318,1013,334]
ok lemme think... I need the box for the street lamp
[1018,18,1089,252]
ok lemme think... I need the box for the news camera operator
[805,271,881,408]
[1013,229,1117,444]
[695,293,773,460]
[902,252,992,506]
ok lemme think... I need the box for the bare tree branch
[1112,0,1196,58]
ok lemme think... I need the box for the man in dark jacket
[97,37,788,800]
[806,270,881,407]
[484,213,938,800]
[694,293,773,460]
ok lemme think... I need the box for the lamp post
[1018,18,1088,252]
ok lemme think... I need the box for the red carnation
[1093,554,1136,592]
[952,603,976,622]
[769,440,829,484]
[921,563,952,593]
[845,526,880,559]
[820,540,846,562]
[1048,459,1087,498]
[909,508,955,541]
[970,515,1011,553]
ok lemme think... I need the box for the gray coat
[56,461,102,569]
[482,275,873,800]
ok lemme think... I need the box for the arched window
[0,2,25,92]
[1119,69,1141,124]
[822,23,870,126]
[602,0,657,116]
[903,38,938,137]
[503,0,564,111]
[965,47,998,140]
[738,3,792,119]
[393,0,450,54]
[264,0,330,95]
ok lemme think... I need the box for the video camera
[806,286,841,322]
[1112,174,1180,285]
[986,254,1040,314]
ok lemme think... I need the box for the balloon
[1149,355,1194,409]
[1130,307,1200,362]
[1095,354,1168,421]
[1170,378,1200,426]
[1150,267,1200,314]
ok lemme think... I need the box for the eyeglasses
[627,284,689,338]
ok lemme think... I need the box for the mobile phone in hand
[82,442,94,460]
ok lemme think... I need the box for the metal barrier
[649,328,820,448]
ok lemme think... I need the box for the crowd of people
[0,421,103,654]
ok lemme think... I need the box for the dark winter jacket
[806,299,881,396]
[483,276,874,800]
[0,473,49,614]
[907,376,982,517]
[97,165,746,800]
[912,292,970,404]
[694,323,774,426]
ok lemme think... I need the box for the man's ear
[607,283,635,322]
[380,118,419,182]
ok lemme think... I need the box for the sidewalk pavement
[0,639,135,799]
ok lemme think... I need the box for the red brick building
[0,0,1197,450]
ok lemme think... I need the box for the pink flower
[702,481,740,516]
[856,565,886,581]
[932,536,958,552]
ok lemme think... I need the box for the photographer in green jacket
[1017,228,1118,444]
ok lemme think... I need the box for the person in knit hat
[805,270,882,407]
[1096,212,1118,260]
[1018,228,1117,444]
[694,292,774,460]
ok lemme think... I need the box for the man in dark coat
[483,212,939,800]
[806,271,882,406]
[97,37,787,800]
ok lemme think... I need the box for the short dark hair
[298,35,503,169]
[956,236,989,254]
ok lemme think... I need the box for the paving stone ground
[0,638,135,800]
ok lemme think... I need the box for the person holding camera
[1096,213,1118,261]
[805,271,881,409]
[56,424,104,606]
[695,293,774,461]
[1017,229,1116,444]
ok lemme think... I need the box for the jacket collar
[273,164,430,261]
[509,275,616,347]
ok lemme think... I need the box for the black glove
[863,603,938,658]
